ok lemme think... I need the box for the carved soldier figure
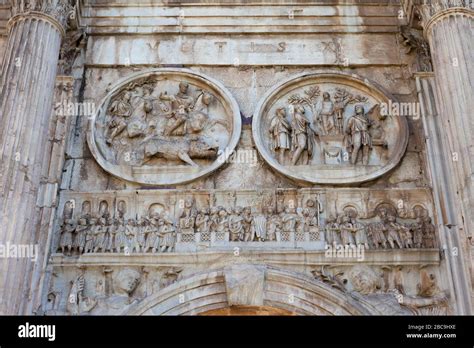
[195,208,210,233]
[125,219,139,254]
[242,207,254,242]
[384,214,403,249]
[115,217,127,253]
[73,217,88,254]
[106,90,133,144]
[84,218,97,253]
[290,105,313,165]
[59,218,76,254]
[399,224,414,248]
[269,107,291,164]
[136,217,148,252]
[344,104,372,165]
[422,217,437,248]
[159,214,177,252]
[411,217,424,248]
[339,215,355,246]
[266,207,281,242]
[325,215,340,246]
[229,206,244,241]
[144,217,161,253]
[367,221,388,249]
[93,217,108,253]
[315,92,335,135]
[105,217,115,252]
[352,217,369,249]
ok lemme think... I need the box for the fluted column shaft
[422,6,474,313]
[0,12,63,314]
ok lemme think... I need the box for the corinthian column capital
[9,0,76,36]
[414,0,474,38]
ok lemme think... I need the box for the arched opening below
[199,305,296,316]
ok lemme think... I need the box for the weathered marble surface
[0,0,472,315]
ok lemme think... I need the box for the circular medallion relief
[252,72,409,185]
[87,69,241,185]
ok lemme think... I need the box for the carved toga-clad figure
[269,107,291,164]
[229,207,244,241]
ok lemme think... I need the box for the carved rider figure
[159,82,195,136]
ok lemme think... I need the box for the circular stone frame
[87,68,242,186]
[252,72,409,185]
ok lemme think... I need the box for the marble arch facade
[0,0,472,316]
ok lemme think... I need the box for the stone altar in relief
[253,72,409,184]
[87,69,241,185]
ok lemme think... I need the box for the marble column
[0,1,72,314]
[415,1,474,313]
[416,72,473,314]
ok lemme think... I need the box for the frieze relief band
[55,189,439,256]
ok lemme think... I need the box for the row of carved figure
[326,208,437,250]
[58,198,437,254]
[176,197,321,242]
[58,211,177,255]
[58,200,320,255]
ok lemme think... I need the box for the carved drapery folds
[253,73,409,185]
